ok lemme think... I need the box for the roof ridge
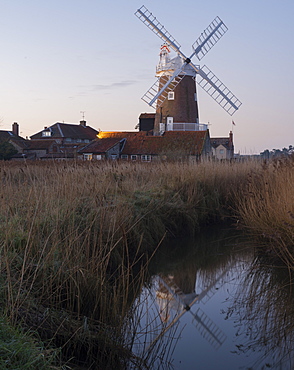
[56,123,64,137]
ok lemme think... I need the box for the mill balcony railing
[166,123,208,131]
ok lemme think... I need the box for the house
[0,122,26,150]
[79,137,126,160]
[0,123,65,160]
[30,121,98,159]
[0,122,29,159]
[30,121,98,144]
[1,121,99,160]
[23,140,61,160]
[210,131,234,160]
[79,130,212,162]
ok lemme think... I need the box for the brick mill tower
[154,44,199,134]
[135,5,242,135]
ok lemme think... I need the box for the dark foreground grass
[0,317,60,369]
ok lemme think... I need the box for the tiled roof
[96,131,207,156]
[41,153,75,159]
[30,122,98,140]
[98,131,147,139]
[165,131,207,155]
[0,130,28,149]
[79,138,123,154]
[210,137,231,149]
[0,130,26,141]
[25,140,57,150]
[12,140,30,150]
[139,113,156,119]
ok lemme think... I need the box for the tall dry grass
[0,162,160,368]
[235,156,294,267]
[0,158,283,367]
[228,251,294,368]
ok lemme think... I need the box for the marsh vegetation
[0,157,293,368]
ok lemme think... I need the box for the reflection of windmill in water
[135,6,242,135]
[154,267,228,351]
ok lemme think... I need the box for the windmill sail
[192,308,227,349]
[144,267,230,354]
[142,73,185,109]
[135,6,182,54]
[192,17,228,60]
[196,65,242,115]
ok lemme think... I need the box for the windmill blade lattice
[197,65,242,115]
[135,6,181,54]
[145,268,229,353]
[142,73,185,109]
[192,308,227,349]
[192,17,228,61]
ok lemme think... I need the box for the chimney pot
[12,122,19,136]
[80,120,86,127]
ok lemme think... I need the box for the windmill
[135,5,242,135]
[133,267,229,369]
[153,268,228,352]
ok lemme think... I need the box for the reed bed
[228,252,294,368]
[235,156,294,268]
[0,157,292,367]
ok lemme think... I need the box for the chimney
[229,131,233,145]
[12,122,19,136]
[229,131,234,159]
[80,120,86,127]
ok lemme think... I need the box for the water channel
[126,226,294,370]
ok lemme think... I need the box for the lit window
[168,92,174,100]
[84,154,92,161]
[42,131,51,137]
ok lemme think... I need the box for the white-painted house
[210,131,234,160]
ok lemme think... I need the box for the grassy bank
[0,316,59,369]
[0,158,293,367]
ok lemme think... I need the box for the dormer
[42,127,52,137]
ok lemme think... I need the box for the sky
[1,0,294,154]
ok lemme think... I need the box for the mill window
[168,92,175,100]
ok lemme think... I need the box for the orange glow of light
[97,131,114,139]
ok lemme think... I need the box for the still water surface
[127,227,294,369]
